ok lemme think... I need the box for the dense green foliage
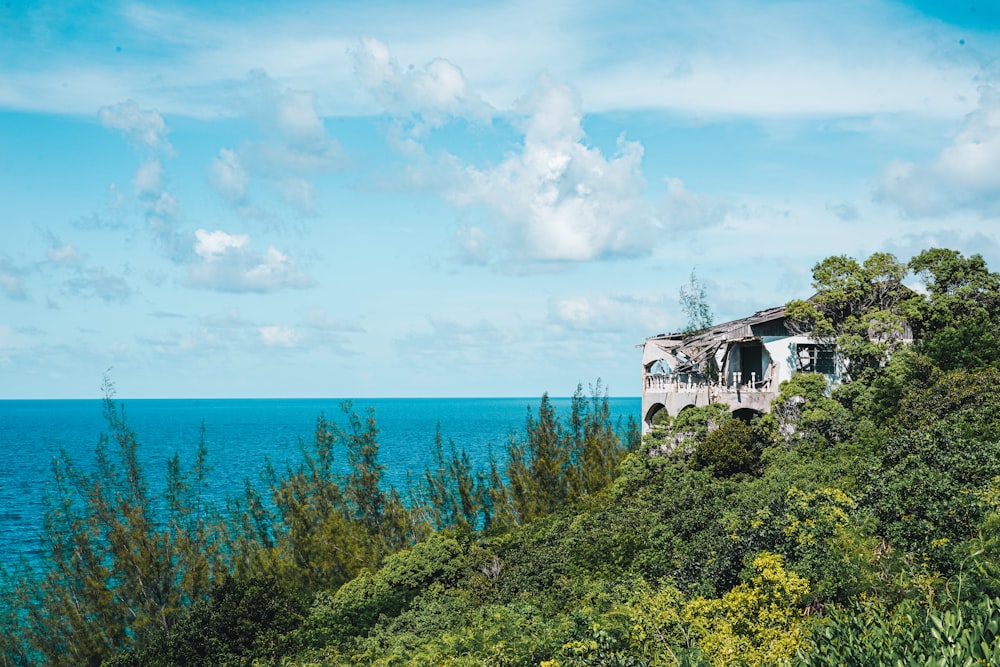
[4,247,1000,665]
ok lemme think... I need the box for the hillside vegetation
[4,248,1000,666]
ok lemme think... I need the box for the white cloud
[133,159,164,198]
[451,76,654,264]
[259,325,300,348]
[209,148,247,204]
[884,228,1000,271]
[245,72,342,171]
[878,86,1000,217]
[209,72,342,216]
[2,1,984,122]
[100,104,190,261]
[145,192,189,262]
[98,100,174,154]
[187,229,312,293]
[45,238,82,266]
[548,294,672,334]
[0,254,31,301]
[194,229,250,257]
[273,88,327,147]
[352,36,493,127]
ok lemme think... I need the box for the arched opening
[732,407,763,422]
[645,403,667,428]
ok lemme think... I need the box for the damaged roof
[642,305,789,373]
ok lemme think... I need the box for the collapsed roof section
[642,305,789,376]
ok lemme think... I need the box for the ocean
[0,396,640,569]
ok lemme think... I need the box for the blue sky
[2,0,999,399]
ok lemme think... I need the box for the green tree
[507,393,570,522]
[649,402,732,456]
[0,380,229,666]
[680,269,714,334]
[785,252,919,382]
[107,575,305,667]
[258,412,368,597]
[683,552,812,666]
[765,373,854,449]
[419,426,488,533]
[691,417,762,477]
[566,381,628,497]
[860,366,1000,575]
[506,387,630,525]
[908,247,1000,370]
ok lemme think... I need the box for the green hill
[6,248,1000,666]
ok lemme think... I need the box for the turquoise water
[0,396,640,568]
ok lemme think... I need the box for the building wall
[640,332,839,433]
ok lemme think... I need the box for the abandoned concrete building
[640,306,843,433]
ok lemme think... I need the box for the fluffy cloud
[352,36,492,127]
[187,228,312,293]
[209,72,342,216]
[45,237,82,267]
[547,294,672,335]
[132,159,164,198]
[259,325,300,348]
[879,86,1000,217]
[452,77,653,264]
[100,102,190,261]
[194,229,250,257]
[209,148,248,205]
[98,100,174,154]
[144,191,189,262]
[242,74,341,173]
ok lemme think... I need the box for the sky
[2,0,1000,399]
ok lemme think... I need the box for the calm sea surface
[0,397,640,568]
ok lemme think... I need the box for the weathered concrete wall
[639,307,842,434]
[641,383,777,433]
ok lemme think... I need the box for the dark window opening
[797,344,836,374]
[739,342,763,380]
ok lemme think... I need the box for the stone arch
[644,402,667,428]
[732,407,763,422]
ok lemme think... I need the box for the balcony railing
[644,372,772,394]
